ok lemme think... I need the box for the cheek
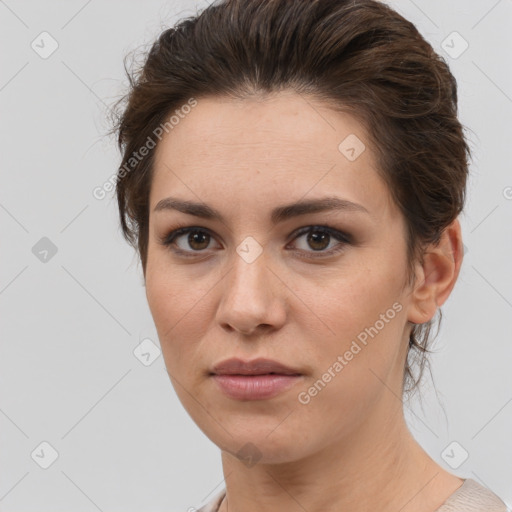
[146,248,212,322]
[302,260,408,383]
[290,282,407,442]
[145,263,211,370]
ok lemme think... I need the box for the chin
[207,421,311,466]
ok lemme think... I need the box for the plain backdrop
[0,0,511,511]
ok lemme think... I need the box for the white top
[195,478,510,512]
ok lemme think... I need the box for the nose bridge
[216,238,284,333]
[227,238,271,302]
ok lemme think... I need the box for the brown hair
[112,0,471,397]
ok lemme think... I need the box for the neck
[218,396,462,512]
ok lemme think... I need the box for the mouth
[210,358,303,400]
[211,374,303,400]
[210,357,302,376]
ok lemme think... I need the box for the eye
[161,226,220,258]
[287,225,350,258]
[160,224,351,260]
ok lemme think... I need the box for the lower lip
[211,374,302,400]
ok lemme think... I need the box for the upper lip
[211,357,302,376]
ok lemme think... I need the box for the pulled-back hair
[112,0,471,397]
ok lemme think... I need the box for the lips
[210,358,303,400]
[211,357,302,376]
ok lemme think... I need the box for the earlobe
[407,218,464,325]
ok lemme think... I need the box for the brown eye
[288,226,351,258]
[161,224,350,260]
[305,229,331,251]
[186,230,211,251]
[162,227,220,257]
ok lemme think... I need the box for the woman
[112,0,509,510]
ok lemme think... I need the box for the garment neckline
[211,478,474,512]
[433,478,468,511]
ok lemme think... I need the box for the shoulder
[192,489,226,512]
[435,478,510,512]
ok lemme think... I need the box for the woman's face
[145,91,419,463]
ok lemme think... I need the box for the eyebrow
[153,196,369,224]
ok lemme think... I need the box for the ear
[407,217,464,325]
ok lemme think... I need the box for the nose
[215,246,287,336]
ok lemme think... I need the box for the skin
[145,90,465,512]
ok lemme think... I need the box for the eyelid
[288,225,351,245]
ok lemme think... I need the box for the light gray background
[0,0,511,511]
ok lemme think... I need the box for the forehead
[150,92,397,221]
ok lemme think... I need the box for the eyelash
[160,223,351,260]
